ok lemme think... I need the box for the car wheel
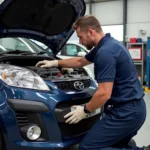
[0,130,6,150]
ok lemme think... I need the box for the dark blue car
[0,0,100,149]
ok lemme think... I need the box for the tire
[0,130,6,150]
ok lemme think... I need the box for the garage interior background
[71,0,150,43]
[70,0,150,147]
[70,0,150,86]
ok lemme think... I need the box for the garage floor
[67,92,150,150]
[133,92,150,147]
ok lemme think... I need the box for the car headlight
[0,64,50,91]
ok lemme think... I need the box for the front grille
[58,114,100,138]
[56,97,91,108]
[15,112,30,127]
[54,79,91,90]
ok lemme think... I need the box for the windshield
[0,37,52,54]
[30,39,53,54]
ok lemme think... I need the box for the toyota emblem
[74,81,84,91]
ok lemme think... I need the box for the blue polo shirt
[85,33,144,102]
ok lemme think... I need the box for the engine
[0,57,90,81]
[26,66,91,91]
[25,66,90,81]
[0,57,91,91]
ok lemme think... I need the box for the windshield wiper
[0,50,33,55]
[0,50,47,55]
[20,51,48,55]
[35,51,47,55]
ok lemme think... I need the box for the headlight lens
[0,64,50,91]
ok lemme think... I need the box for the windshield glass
[0,37,52,54]
[30,39,53,54]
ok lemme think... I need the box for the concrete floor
[133,92,150,147]
[66,92,150,150]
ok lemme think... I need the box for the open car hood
[0,0,85,55]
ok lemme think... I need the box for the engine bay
[26,66,90,81]
[0,56,90,81]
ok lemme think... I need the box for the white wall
[84,0,150,42]
[0,0,4,4]
[85,4,90,15]
[92,0,123,25]
[69,4,90,42]
[126,0,150,41]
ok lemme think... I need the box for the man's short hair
[72,15,102,32]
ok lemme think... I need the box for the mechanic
[36,15,147,150]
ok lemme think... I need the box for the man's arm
[86,82,113,112]
[64,50,116,124]
[35,56,91,68]
[58,57,91,68]
[64,82,113,124]
[85,50,116,111]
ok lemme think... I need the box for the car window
[29,39,53,54]
[0,38,31,52]
[60,44,88,56]
[66,44,78,56]
[77,45,87,53]
[61,44,86,56]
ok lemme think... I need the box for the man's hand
[64,106,87,124]
[35,60,58,68]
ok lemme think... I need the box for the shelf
[126,41,147,45]
[134,60,143,63]
[127,43,143,45]
[134,62,142,65]
[126,42,144,85]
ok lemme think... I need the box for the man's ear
[88,29,94,37]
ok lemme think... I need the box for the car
[0,0,100,150]
[31,40,95,80]
[58,41,88,57]
[58,41,94,77]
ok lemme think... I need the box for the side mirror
[77,51,86,57]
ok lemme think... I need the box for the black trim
[55,108,71,123]
[58,114,100,138]
[7,99,49,112]
[55,97,92,122]
[16,111,49,141]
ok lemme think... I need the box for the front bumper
[3,97,101,150]
[1,80,99,150]
[55,97,101,138]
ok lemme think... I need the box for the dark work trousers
[78,98,146,150]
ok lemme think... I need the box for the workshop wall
[86,0,150,42]
[85,4,90,15]
[0,0,3,4]
[127,0,150,42]
[92,0,123,25]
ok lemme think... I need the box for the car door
[58,44,78,59]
